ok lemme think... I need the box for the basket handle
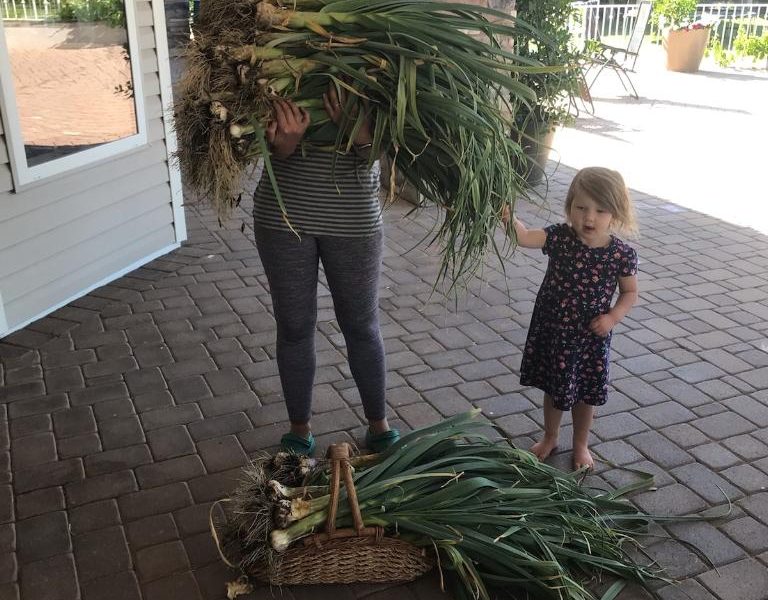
[324,443,369,537]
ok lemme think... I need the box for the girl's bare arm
[590,274,638,337]
[513,218,547,249]
[610,274,639,323]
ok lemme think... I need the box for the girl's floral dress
[520,223,638,410]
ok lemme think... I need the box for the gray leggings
[254,226,386,424]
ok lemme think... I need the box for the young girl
[506,167,639,470]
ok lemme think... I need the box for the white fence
[572,2,768,52]
[1,0,62,21]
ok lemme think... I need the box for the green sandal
[280,432,316,456]
[365,428,400,453]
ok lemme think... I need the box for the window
[0,0,146,187]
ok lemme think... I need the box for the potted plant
[653,0,715,72]
[512,0,583,186]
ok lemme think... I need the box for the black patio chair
[582,1,653,99]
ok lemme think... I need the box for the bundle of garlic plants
[221,410,726,600]
[174,0,559,284]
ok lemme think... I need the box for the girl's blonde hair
[565,167,638,236]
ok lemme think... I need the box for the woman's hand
[266,99,311,159]
[589,313,616,337]
[323,84,372,146]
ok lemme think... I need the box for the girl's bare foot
[572,446,594,471]
[530,437,558,461]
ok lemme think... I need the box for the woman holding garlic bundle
[252,85,399,457]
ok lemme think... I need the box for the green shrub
[58,0,125,27]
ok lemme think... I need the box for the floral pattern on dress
[520,223,638,410]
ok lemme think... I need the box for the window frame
[0,0,147,189]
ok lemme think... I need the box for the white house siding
[0,0,183,336]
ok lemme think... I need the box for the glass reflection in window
[1,0,138,167]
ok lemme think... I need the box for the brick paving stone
[657,579,718,600]
[690,443,741,470]
[422,388,475,416]
[45,366,85,393]
[81,570,142,600]
[136,455,205,489]
[16,511,71,563]
[405,369,463,392]
[495,413,540,438]
[183,531,219,569]
[69,499,120,535]
[174,503,217,538]
[19,553,79,600]
[699,349,754,374]
[142,571,202,600]
[73,525,132,581]
[666,522,746,566]
[591,412,648,441]
[14,459,84,494]
[641,539,709,579]
[455,381,498,401]
[612,377,669,406]
[146,426,195,461]
[739,492,768,524]
[196,435,248,473]
[9,414,51,439]
[66,470,137,507]
[126,514,179,551]
[53,406,97,438]
[720,516,768,554]
[93,398,136,422]
[187,469,242,503]
[695,379,741,400]
[474,393,536,417]
[194,560,239,600]
[672,462,743,504]
[42,349,96,369]
[238,423,283,453]
[70,382,129,407]
[632,483,707,515]
[5,364,43,386]
[593,440,645,466]
[396,402,442,430]
[736,366,768,390]
[135,540,190,582]
[721,464,768,493]
[0,551,17,584]
[659,422,710,448]
[133,390,174,414]
[722,434,768,461]
[199,391,259,419]
[99,416,146,450]
[633,401,696,429]
[454,359,508,381]
[119,483,193,522]
[83,356,138,379]
[692,402,727,417]
[698,558,768,600]
[670,362,728,385]
[16,487,65,520]
[692,412,756,440]
[8,393,68,419]
[422,349,475,370]
[721,395,768,428]
[84,445,152,476]
[0,379,45,403]
[616,353,674,376]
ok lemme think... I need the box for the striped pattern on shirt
[253,147,383,237]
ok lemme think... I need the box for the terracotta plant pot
[664,27,711,73]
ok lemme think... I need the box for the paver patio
[2,47,768,600]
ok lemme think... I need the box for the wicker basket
[232,443,434,585]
